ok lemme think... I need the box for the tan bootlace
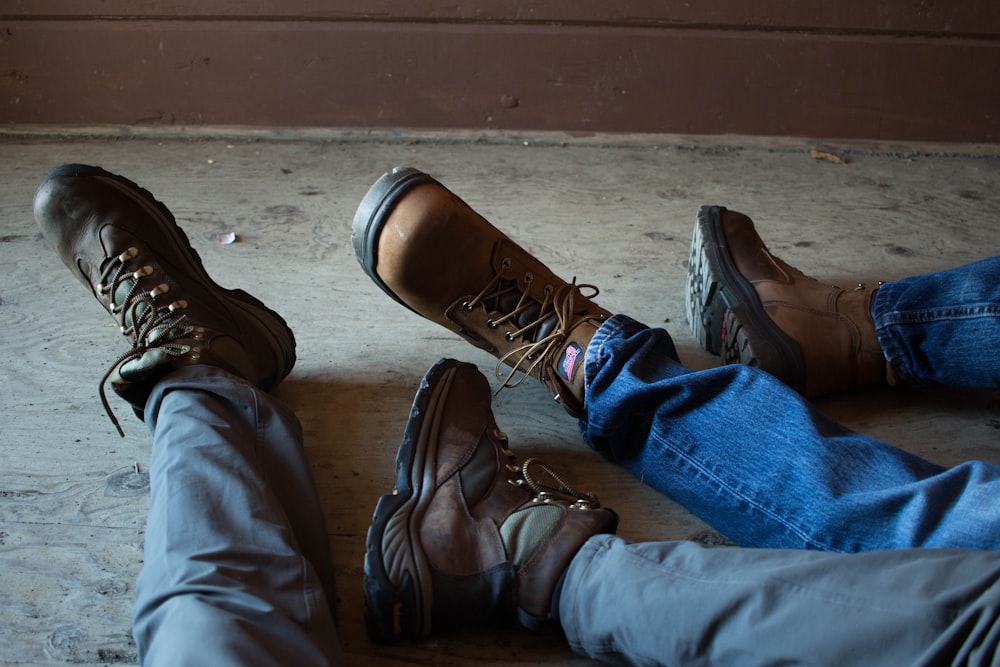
[462,259,600,390]
[494,428,599,510]
[97,247,194,436]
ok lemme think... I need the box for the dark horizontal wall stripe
[2,8,998,141]
[6,0,1000,36]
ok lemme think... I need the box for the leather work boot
[364,358,618,641]
[353,168,611,417]
[687,205,886,398]
[34,164,296,435]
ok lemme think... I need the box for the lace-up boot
[353,168,611,416]
[687,205,886,397]
[34,164,296,434]
[364,358,618,641]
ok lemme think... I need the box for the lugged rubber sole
[351,167,440,312]
[363,358,471,642]
[686,205,806,392]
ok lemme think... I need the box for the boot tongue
[111,317,192,408]
[109,262,147,330]
[110,347,176,411]
[499,504,564,568]
[544,318,601,416]
[553,340,584,386]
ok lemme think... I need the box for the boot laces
[463,259,600,390]
[494,429,599,510]
[96,247,195,436]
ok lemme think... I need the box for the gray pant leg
[561,535,1000,667]
[132,366,344,666]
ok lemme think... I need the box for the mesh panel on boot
[499,504,564,568]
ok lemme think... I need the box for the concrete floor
[1,129,999,666]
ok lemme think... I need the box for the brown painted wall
[3,1,999,141]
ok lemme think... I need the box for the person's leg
[364,359,1000,665]
[582,315,1000,552]
[133,366,344,666]
[33,165,342,664]
[352,167,611,418]
[688,205,1000,396]
[875,255,1000,389]
[351,169,1000,552]
[687,205,886,398]
[560,534,1000,667]
[364,358,618,641]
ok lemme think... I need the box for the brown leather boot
[687,205,886,398]
[34,164,296,434]
[353,168,611,416]
[364,358,618,641]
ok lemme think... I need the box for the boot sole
[686,205,806,393]
[351,167,441,312]
[39,164,297,388]
[364,358,474,642]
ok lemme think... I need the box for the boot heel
[363,359,469,642]
[364,492,425,641]
[691,205,807,392]
[688,206,730,355]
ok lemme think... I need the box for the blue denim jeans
[581,256,1000,552]
[875,255,1000,388]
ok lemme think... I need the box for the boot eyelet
[461,301,474,312]
[523,272,533,283]
[487,319,498,328]
[504,332,515,342]
[501,257,512,269]
[148,283,170,298]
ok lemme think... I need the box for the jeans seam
[649,428,843,553]
[880,303,1000,325]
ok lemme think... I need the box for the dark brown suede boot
[687,205,886,398]
[364,358,618,641]
[34,164,296,434]
[353,168,611,416]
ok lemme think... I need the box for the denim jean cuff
[584,314,645,391]
[870,281,917,387]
